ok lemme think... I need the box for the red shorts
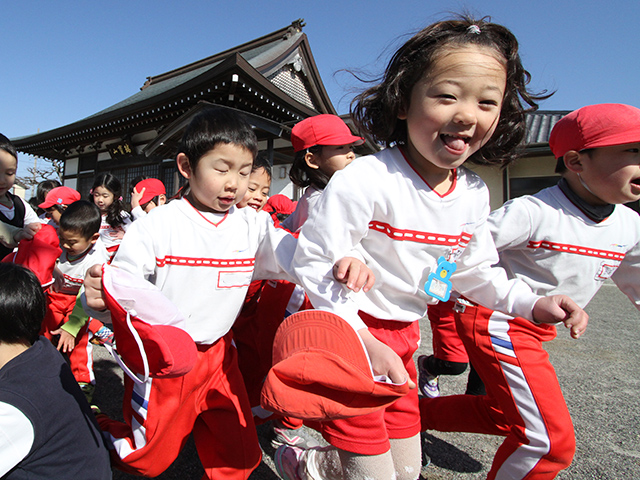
[320,313,421,455]
[427,300,469,363]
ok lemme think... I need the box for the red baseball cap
[549,103,640,159]
[291,114,364,152]
[38,186,81,209]
[261,310,409,421]
[135,178,166,205]
[264,194,296,215]
[101,264,197,381]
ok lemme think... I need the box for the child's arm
[532,295,588,339]
[51,293,91,352]
[131,185,145,210]
[50,328,76,353]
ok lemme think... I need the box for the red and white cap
[101,264,197,382]
[38,186,81,209]
[291,114,364,152]
[135,178,166,205]
[549,103,640,159]
[261,310,409,421]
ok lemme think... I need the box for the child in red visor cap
[39,186,81,226]
[283,115,364,233]
[420,103,640,479]
[130,178,167,220]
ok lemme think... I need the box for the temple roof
[13,20,339,160]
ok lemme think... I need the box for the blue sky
[2,0,639,178]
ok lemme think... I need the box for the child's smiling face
[399,44,506,186]
[178,143,254,214]
[237,166,271,211]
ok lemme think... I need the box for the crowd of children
[0,12,638,480]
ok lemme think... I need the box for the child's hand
[333,257,375,293]
[359,328,416,388]
[84,264,106,311]
[52,328,76,353]
[532,295,589,339]
[131,186,145,209]
[14,222,42,242]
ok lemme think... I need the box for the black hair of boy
[59,200,101,240]
[177,107,258,169]
[0,133,18,160]
[253,152,273,179]
[0,263,46,345]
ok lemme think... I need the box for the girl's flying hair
[351,14,551,168]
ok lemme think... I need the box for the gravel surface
[92,282,640,479]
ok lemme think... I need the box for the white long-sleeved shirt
[99,211,132,250]
[111,198,297,344]
[489,184,640,310]
[292,146,540,332]
[53,239,108,296]
[281,185,323,233]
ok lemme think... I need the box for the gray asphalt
[92,282,640,479]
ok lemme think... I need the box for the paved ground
[92,282,640,479]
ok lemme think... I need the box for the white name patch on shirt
[218,270,254,289]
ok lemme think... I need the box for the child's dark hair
[289,146,331,190]
[59,200,102,239]
[0,262,46,345]
[253,153,272,179]
[91,173,130,228]
[351,14,551,168]
[36,179,62,205]
[0,133,18,161]
[34,179,62,216]
[177,107,258,171]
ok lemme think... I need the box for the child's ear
[304,152,320,170]
[158,194,167,206]
[563,150,584,174]
[176,153,192,179]
[90,232,100,245]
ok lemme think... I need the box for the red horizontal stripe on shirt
[62,273,83,284]
[369,221,472,247]
[156,256,255,268]
[526,240,625,260]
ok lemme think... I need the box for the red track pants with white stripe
[42,290,94,385]
[97,332,261,479]
[420,303,575,479]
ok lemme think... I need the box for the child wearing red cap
[282,16,587,480]
[38,185,82,226]
[0,134,41,257]
[130,177,167,220]
[282,114,364,233]
[419,103,640,479]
